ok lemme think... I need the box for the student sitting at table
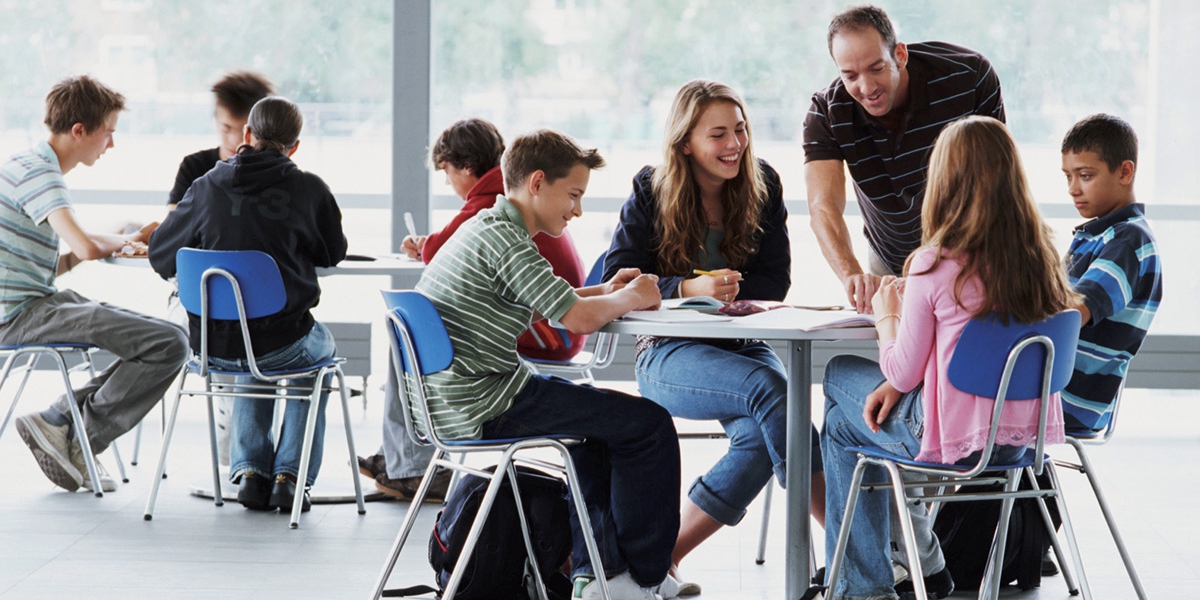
[149,96,347,513]
[4,75,189,494]
[412,128,680,600]
[819,116,1078,600]
[604,79,822,596]
[167,71,275,208]
[359,118,589,501]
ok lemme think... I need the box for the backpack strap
[382,584,439,598]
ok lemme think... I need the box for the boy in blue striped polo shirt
[414,129,682,600]
[1060,114,1163,432]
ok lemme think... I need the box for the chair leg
[1044,461,1094,600]
[205,395,224,507]
[131,420,143,466]
[368,452,446,600]
[756,482,773,564]
[979,471,1022,600]
[334,369,366,515]
[441,448,522,599]
[824,458,870,597]
[506,462,551,600]
[557,443,611,600]
[47,352,103,498]
[1066,438,1147,599]
[882,461,929,600]
[0,354,36,441]
[1027,467,1080,596]
[291,373,325,529]
[77,352,129,484]
[144,373,189,519]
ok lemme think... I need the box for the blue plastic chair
[0,342,128,495]
[522,253,619,383]
[142,249,365,528]
[824,310,1093,600]
[369,290,613,600]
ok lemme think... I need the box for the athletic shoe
[68,437,117,493]
[15,413,82,491]
[895,567,955,599]
[375,468,451,502]
[572,572,662,600]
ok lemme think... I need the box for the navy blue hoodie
[149,149,347,359]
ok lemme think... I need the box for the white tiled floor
[0,375,1197,599]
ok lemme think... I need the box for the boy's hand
[401,235,427,259]
[680,268,742,302]
[129,221,159,244]
[604,267,642,293]
[626,274,662,310]
[862,380,902,433]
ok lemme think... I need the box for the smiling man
[803,4,1005,313]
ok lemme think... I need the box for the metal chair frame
[142,249,365,528]
[369,290,612,600]
[825,311,1093,600]
[523,253,618,384]
[0,343,129,495]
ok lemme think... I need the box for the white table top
[104,254,425,278]
[601,309,878,341]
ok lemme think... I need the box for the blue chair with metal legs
[825,310,1093,600]
[369,290,612,600]
[522,253,619,384]
[142,248,365,528]
[0,343,126,495]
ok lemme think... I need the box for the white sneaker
[69,438,117,493]
[655,574,680,599]
[15,413,82,491]
[575,572,663,600]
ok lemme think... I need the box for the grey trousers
[380,354,434,479]
[0,290,189,453]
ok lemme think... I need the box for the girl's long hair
[909,116,1078,323]
[650,80,767,275]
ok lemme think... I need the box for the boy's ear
[70,122,87,139]
[526,169,546,195]
[1118,159,1136,185]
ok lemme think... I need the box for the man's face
[78,111,118,167]
[831,27,908,119]
[215,104,248,158]
[529,163,589,237]
[1062,150,1134,220]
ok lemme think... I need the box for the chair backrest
[584,252,607,287]
[380,290,455,448]
[947,309,1081,474]
[176,248,286,320]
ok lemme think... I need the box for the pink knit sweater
[879,248,1065,464]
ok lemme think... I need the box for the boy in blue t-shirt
[1060,113,1163,432]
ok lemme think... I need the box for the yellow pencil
[692,269,721,277]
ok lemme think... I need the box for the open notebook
[733,307,876,331]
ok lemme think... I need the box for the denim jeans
[481,374,680,588]
[209,321,335,487]
[821,355,1024,600]
[635,338,822,525]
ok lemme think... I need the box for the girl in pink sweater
[819,116,1079,600]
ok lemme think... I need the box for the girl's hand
[862,380,902,433]
[680,268,742,302]
[871,275,903,317]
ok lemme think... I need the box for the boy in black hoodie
[149,96,347,512]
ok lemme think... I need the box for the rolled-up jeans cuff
[688,476,747,526]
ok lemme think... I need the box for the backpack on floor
[932,469,1062,590]
[383,465,572,600]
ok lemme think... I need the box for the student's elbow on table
[557,299,610,336]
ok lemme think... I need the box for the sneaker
[572,572,662,600]
[15,413,82,491]
[655,573,680,599]
[666,566,700,597]
[356,453,387,479]
[1041,548,1059,577]
[894,567,954,600]
[68,437,117,493]
[375,468,451,502]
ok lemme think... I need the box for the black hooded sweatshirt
[149,149,347,359]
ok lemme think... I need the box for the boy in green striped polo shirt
[414,130,682,600]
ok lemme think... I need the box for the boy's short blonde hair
[44,75,126,134]
[502,129,605,193]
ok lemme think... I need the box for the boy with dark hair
[1,75,189,493]
[412,129,681,600]
[364,118,589,501]
[167,70,275,207]
[1060,113,1163,432]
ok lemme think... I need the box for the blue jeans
[636,338,822,525]
[481,374,680,588]
[821,355,1024,600]
[209,321,335,487]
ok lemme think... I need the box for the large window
[430,0,1196,333]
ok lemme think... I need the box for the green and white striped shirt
[413,195,578,440]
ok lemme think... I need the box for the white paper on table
[621,309,734,323]
[734,307,876,330]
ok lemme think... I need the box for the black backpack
[384,465,573,599]
[932,469,1062,590]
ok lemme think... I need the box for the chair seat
[1,343,98,351]
[847,445,1038,472]
[441,433,581,449]
[522,351,595,369]
[1065,428,1103,441]
[184,356,346,378]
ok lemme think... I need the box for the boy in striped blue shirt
[414,129,681,600]
[1060,114,1163,432]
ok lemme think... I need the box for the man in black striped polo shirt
[804,4,1005,313]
